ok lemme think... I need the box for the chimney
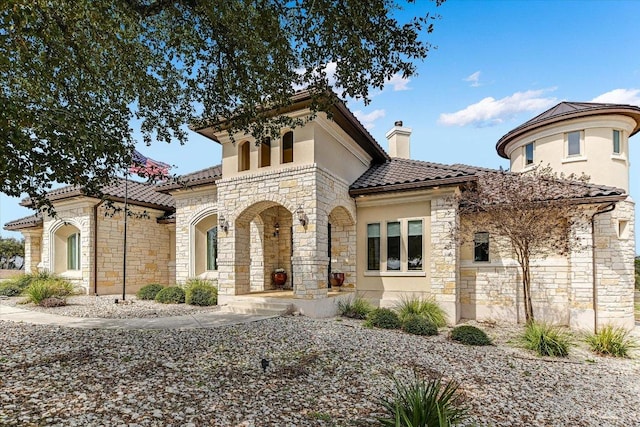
[385,121,411,159]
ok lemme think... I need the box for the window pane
[207,227,218,270]
[239,141,250,171]
[407,220,422,270]
[67,233,79,270]
[282,131,293,163]
[474,232,489,262]
[525,143,534,165]
[567,131,580,156]
[367,223,380,270]
[387,222,400,271]
[613,130,620,154]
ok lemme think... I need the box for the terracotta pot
[273,272,287,288]
[329,272,345,287]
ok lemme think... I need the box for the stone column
[430,196,459,324]
[21,229,42,274]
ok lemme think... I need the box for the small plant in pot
[272,268,287,289]
[329,270,345,287]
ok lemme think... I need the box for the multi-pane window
[407,220,423,270]
[282,131,293,163]
[367,223,380,270]
[567,131,581,156]
[613,130,621,154]
[525,142,534,165]
[386,222,400,271]
[474,232,489,262]
[67,233,80,270]
[206,227,218,271]
[259,137,271,167]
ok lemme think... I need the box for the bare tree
[456,166,601,323]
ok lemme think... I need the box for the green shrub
[450,325,492,346]
[137,283,164,300]
[378,373,468,427]
[0,282,23,297]
[185,279,218,306]
[365,308,401,329]
[23,277,75,305]
[154,286,185,304]
[586,325,638,358]
[3,272,54,294]
[396,296,448,327]
[402,314,438,336]
[520,322,572,357]
[337,295,373,319]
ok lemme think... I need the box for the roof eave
[349,175,475,197]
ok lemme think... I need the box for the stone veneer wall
[94,203,171,295]
[216,164,355,299]
[173,187,218,284]
[593,198,635,329]
[430,195,459,323]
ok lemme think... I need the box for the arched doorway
[328,206,356,288]
[234,201,293,294]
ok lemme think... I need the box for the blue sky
[2,0,639,252]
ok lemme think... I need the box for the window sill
[562,156,587,164]
[60,270,82,279]
[610,154,627,162]
[364,271,426,277]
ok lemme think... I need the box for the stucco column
[430,196,460,324]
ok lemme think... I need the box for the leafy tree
[456,166,599,323]
[1,0,443,209]
[0,237,24,269]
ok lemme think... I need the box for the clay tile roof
[349,158,478,196]
[21,178,175,211]
[496,101,640,158]
[156,165,222,193]
[3,213,43,231]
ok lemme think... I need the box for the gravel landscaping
[1,307,639,426]
[0,295,220,318]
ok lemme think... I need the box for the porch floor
[242,289,346,299]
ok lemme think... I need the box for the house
[5,93,638,329]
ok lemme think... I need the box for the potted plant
[272,268,287,289]
[329,270,345,287]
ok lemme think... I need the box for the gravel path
[0,295,220,318]
[1,315,639,426]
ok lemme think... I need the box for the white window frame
[566,130,582,157]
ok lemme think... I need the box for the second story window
[282,131,293,164]
[525,142,534,166]
[239,141,250,172]
[613,130,621,154]
[567,131,581,156]
[259,137,271,167]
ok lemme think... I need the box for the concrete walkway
[0,304,275,330]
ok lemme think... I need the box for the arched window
[282,131,293,164]
[206,227,218,271]
[239,141,250,171]
[259,137,271,167]
[67,232,81,270]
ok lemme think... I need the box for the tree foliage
[0,237,25,269]
[456,166,599,323]
[1,0,443,209]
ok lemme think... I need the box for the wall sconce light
[273,222,280,237]
[296,206,307,227]
[218,215,229,233]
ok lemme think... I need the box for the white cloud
[386,73,411,91]
[354,109,386,130]
[591,88,640,106]
[438,89,558,127]
[464,71,481,87]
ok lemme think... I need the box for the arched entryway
[328,206,356,288]
[234,201,293,294]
